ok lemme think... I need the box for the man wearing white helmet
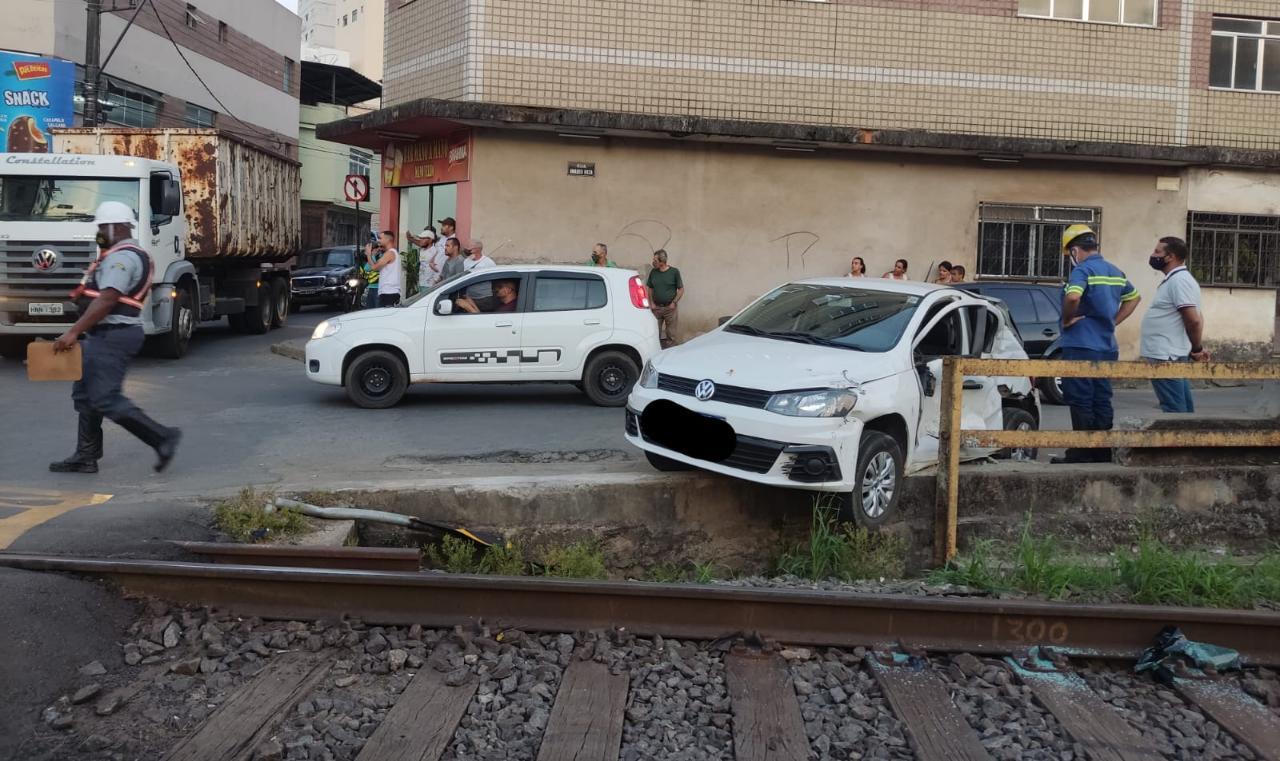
[49,201,181,474]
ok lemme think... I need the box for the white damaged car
[624,278,1039,525]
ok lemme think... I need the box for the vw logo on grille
[694,379,716,401]
[32,247,60,272]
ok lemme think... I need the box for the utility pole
[84,0,102,126]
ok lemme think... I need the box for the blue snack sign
[0,51,74,153]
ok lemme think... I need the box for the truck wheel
[995,407,1038,463]
[645,451,692,472]
[0,337,31,361]
[843,430,903,529]
[270,280,289,329]
[241,290,272,335]
[581,351,638,407]
[154,287,195,359]
[344,350,408,409]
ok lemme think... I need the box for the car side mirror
[436,299,453,316]
[917,364,937,397]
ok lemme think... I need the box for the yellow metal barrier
[933,358,1280,566]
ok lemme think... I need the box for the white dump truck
[0,128,301,359]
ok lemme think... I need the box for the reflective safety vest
[70,242,155,317]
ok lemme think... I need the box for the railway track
[5,552,1280,761]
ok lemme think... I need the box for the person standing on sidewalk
[371,231,402,307]
[1052,224,1141,464]
[645,249,684,347]
[1140,236,1207,413]
[49,202,181,474]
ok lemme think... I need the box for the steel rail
[173,542,421,572]
[4,553,1280,665]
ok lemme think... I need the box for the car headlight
[638,360,658,389]
[765,388,858,417]
[311,320,340,340]
[346,278,361,289]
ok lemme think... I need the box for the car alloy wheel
[860,451,896,519]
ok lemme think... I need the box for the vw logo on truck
[32,247,60,272]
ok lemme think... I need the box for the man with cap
[49,201,181,474]
[1053,224,1141,464]
[406,227,443,290]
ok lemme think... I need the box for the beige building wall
[333,0,384,83]
[461,131,1273,356]
[383,0,1280,152]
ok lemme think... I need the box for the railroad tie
[1175,678,1280,761]
[534,661,628,761]
[161,652,329,761]
[866,655,994,761]
[354,666,478,761]
[725,653,811,761]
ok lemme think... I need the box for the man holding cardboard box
[47,202,181,474]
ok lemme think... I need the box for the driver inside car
[456,279,518,313]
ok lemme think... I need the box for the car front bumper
[292,285,354,305]
[304,336,346,386]
[624,387,862,492]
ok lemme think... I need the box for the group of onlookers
[844,256,965,283]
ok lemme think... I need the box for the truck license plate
[28,303,64,316]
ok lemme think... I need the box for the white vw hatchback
[624,278,1038,525]
[305,266,661,408]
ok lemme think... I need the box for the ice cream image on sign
[7,115,49,153]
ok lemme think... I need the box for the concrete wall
[301,0,337,48]
[465,130,1275,354]
[301,103,382,210]
[332,0,384,83]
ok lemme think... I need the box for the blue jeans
[1061,347,1118,432]
[1147,358,1195,413]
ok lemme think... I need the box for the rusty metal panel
[962,429,1280,449]
[53,128,300,262]
[954,358,1280,381]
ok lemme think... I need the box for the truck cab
[0,153,185,359]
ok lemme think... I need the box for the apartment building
[1,0,299,158]
[320,0,1280,354]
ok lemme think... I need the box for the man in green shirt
[589,242,617,267]
[645,249,684,347]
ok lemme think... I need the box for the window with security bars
[1017,0,1157,27]
[1186,212,1280,288]
[977,204,1100,281]
[1210,17,1280,93]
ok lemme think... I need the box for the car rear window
[533,277,607,312]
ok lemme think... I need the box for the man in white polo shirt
[1139,236,1206,413]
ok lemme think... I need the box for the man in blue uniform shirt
[1053,224,1141,464]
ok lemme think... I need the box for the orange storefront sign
[383,130,470,187]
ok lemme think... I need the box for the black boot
[117,413,182,472]
[49,413,103,473]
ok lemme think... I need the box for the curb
[270,340,305,362]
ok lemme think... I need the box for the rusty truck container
[53,128,300,262]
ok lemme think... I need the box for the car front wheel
[344,349,408,409]
[846,430,904,528]
[581,351,639,407]
[996,407,1039,463]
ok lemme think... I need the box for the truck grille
[0,241,95,324]
[656,373,774,409]
[292,276,326,289]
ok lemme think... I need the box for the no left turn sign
[344,174,370,203]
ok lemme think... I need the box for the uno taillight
[628,276,650,308]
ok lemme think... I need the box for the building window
[185,103,215,128]
[1017,0,1157,27]
[1187,212,1280,287]
[977,203,1101,281]
[218,21,228,43]
[342,14,348,25]
[352,9,358,21]
[283,58,294,93]
[348,149,372,178]
[103,79,161,128]
[185,4,198,29]
[1210,17,1280,92]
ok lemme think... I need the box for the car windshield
[403,274,457,306]
[725,284,920,353]
[300,249,354,268]
[0,176,139,221]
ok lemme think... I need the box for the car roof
[463,264,639,276]
[953,281,1062,291]
[790,277,948,296]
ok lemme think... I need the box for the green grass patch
[212,487,308,543]
[646,560,722,583]
[538,541,608,579]
[774,499,907,582]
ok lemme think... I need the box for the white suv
[624,278,1038,525]
[305,266,661,408]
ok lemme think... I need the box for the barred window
[1186,212,1280,288]
[977,204,1100,281]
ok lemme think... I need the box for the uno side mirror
[437,299,453,316]
[918,364,937,397]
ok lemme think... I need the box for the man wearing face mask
[1052,224,1140,464]
[1139,236,1206,413]
[49,202,181,474]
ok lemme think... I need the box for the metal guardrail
[934,358,1280,566]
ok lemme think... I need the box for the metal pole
[354,199,360,247]
[83,0,102,126]
[932,356,965,567]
